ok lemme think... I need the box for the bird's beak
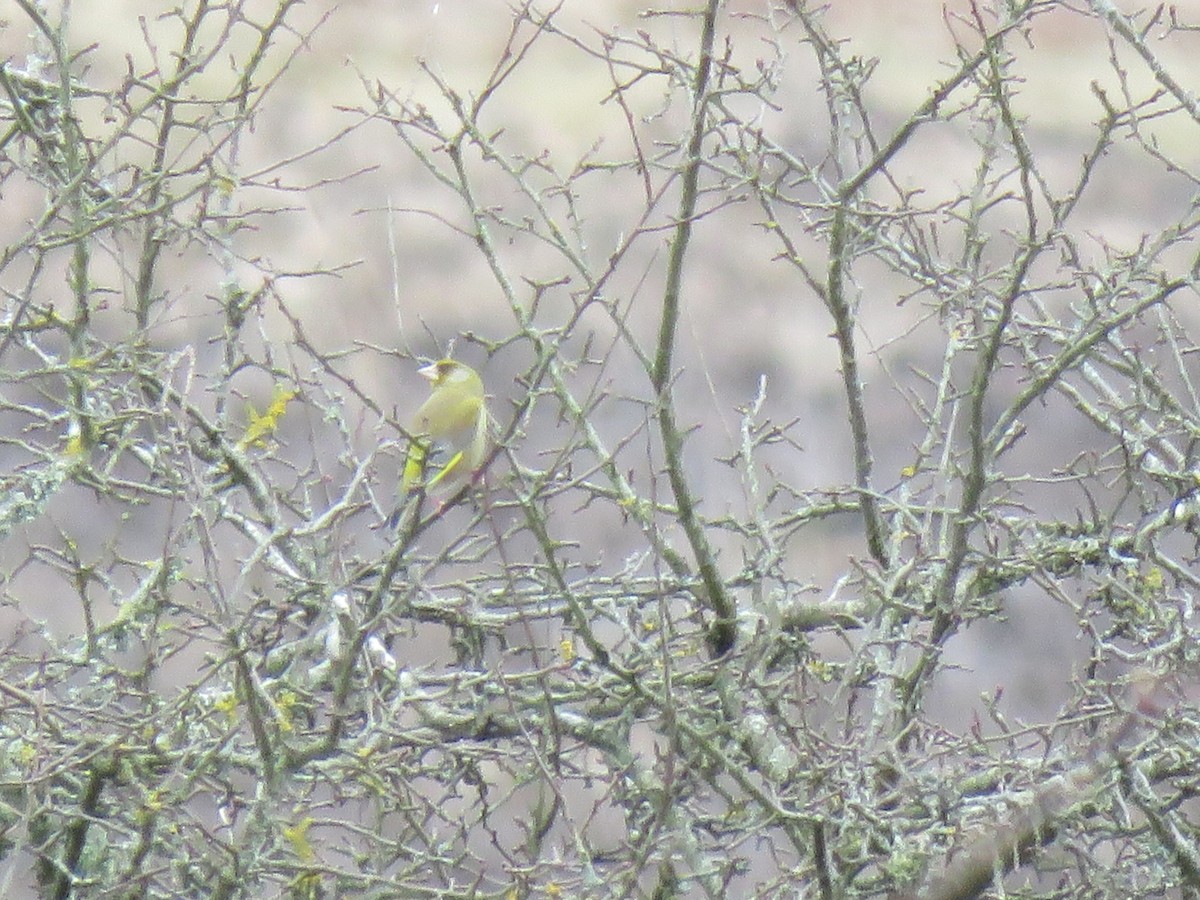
[417,363,439,381]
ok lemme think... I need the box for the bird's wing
[424,401,488,490]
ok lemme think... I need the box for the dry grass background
[2,0,1198,724]
[2,1,1200,892]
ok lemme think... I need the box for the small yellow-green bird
[401,358,490,498]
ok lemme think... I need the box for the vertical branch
[899,8,1044,731]
[55,20,95,457]
[818,24,997,569]
[652,0,736,657]
[825,204,890,566]
[132,3,208,330]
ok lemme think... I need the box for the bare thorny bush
[2,0,1200,896]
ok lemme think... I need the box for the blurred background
[1,0,1197,717]
[2,1,1200,893]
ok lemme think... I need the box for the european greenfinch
[401,359,490,497]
